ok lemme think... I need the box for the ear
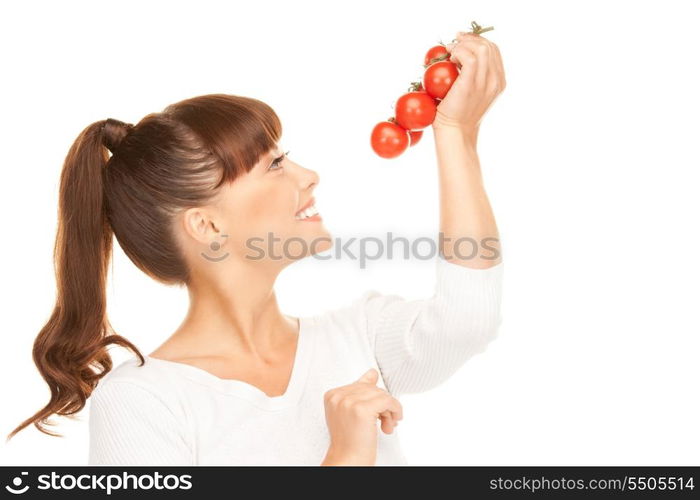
[181,207,223,246]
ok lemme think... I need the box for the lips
[295,196,315,216]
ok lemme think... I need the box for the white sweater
[87,255,504,465]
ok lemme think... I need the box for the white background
[1,0,698,466]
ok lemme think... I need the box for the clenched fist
[434,29,506,135]
[321,368,403,466]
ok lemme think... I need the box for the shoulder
[91,356,183,413]
[87,357,195,465]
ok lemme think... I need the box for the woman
[8,30,506,465]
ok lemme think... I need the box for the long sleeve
[87,379,194,465]
[360,254,504,397]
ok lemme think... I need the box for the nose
[291,161,319,190]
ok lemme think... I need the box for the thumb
[357,368,378,384]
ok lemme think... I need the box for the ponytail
[7,119,144,440]
[8,94,285,440]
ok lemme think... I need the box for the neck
[169,258,297,359]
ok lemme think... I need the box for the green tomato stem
[470,20,494,35]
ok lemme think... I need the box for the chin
[309,236,333,256]
[301,225,333,256]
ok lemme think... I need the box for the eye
[268,150,290,171]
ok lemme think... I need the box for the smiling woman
[8,80,504,466]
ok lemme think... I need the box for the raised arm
[362,29,507,397]
[433,29,506,268]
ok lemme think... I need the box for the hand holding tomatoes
[433,27,506,134]
[371,20,503,159]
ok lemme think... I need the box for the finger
[456,31,476,40]
[379,409,392,420]
[453,37,491,89]
[475,41,491,90]
[456,31,485,44]
[354,391,403,423]
[476,36,504,89]
[445,43,478,86]
[378,410,396,433]
[378,407,401,425]
[491,42,506,90]
[480,39,500,95]
[330,371,379,400]
[369,393,404,422]
[355,368,378,384]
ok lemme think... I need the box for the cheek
[239,186,295,225]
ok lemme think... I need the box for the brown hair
[7,94,282,440]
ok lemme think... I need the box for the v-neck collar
[144,316,315,411]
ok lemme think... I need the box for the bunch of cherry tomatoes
[370,21,494,159]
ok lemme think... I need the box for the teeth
[296,204,319,220]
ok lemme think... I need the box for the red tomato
[394,92,437,131]
[371,121,409,158]
[424,45,449,66]
[408,130,423,147]
[423,61,459,100]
